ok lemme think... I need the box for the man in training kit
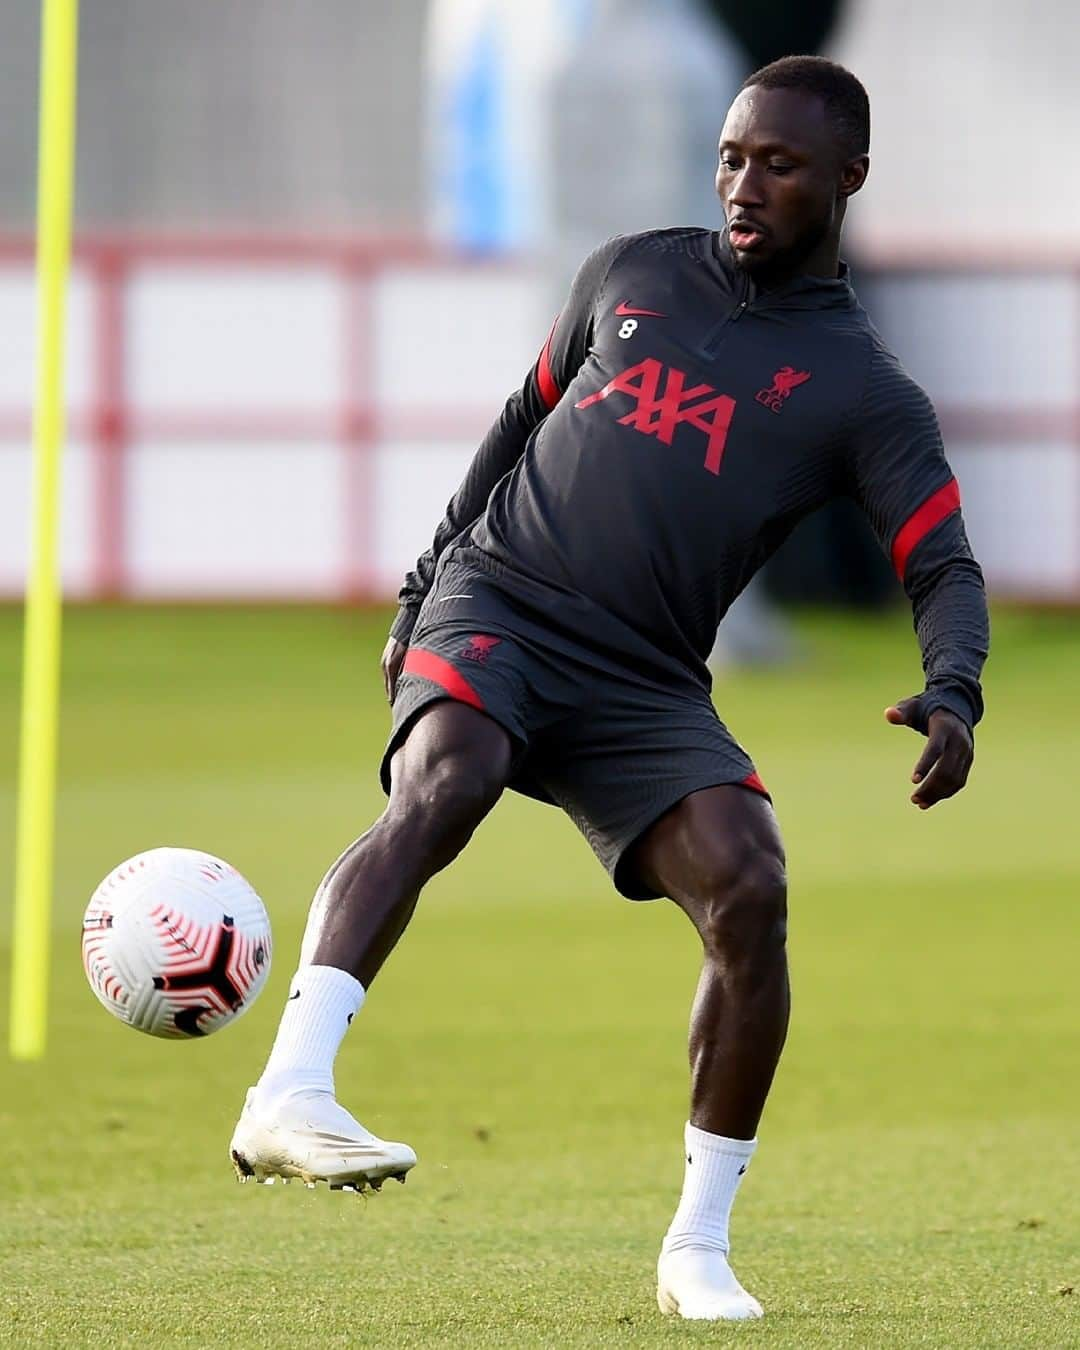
[231,56,989,1321]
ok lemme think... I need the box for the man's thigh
[386,699,515,806]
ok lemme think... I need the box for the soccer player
[231,56,989,1321]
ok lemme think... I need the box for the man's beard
[727,213,832,285]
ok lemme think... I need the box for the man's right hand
[381,637,407,703]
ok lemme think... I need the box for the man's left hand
[884,699,974,810]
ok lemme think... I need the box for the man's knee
[690,843,788,963]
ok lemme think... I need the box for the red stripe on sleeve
[741,771,770,799]
[402,649,485,710]
[536,317,561,410]
[890,477,961,580]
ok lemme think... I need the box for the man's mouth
[728,219,768,250]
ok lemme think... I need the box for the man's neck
[735,238,843,292]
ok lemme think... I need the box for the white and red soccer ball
[82,848,272,1039]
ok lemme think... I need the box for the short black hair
[740,55,870,160]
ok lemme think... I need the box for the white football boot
[229,1087,416,1192]
[656,1247,763,1321]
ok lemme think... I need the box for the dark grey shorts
[381,567,769,900]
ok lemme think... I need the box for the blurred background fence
[0,237,1076,601]
[0,0,1077,603]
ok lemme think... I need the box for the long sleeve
[848,344,990,732]
[388,237,627,645]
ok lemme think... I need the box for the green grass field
[0,604,1077,1348]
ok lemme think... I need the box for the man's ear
[840,154,870,199]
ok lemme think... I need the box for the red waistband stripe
[891,477,961,580]
[402,649,485,710]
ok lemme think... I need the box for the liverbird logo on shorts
[755,365,811,414]
[461,634,501,664]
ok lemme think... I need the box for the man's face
[716,86,866,277]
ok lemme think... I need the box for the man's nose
[729,163,766,207]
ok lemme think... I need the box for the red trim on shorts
[402,649,485,710]
[536,318,561,410]
[741,771,769,797]
[891,478,961,579]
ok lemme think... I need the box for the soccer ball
[81,847,272,1039]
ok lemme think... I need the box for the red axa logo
[460,634,501,664]
[575,359,735,475]
[755,365,811,414]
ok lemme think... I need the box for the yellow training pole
[10,0,80,1060]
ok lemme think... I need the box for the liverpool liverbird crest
[755,366,811,414]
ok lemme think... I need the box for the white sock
[661,1122,757,1256]
[255,964,365,1103]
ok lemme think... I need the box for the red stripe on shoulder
[891,477,961,580]
[402,649,485,710]
[536,317,561,410]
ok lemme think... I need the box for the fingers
[911,738,939,784]
[886,700,973,809]
[910,734,973,809]
[884,695,922,729]
[380,648,391,702]
[381,639,406,703]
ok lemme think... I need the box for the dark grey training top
[392,229,989,730]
